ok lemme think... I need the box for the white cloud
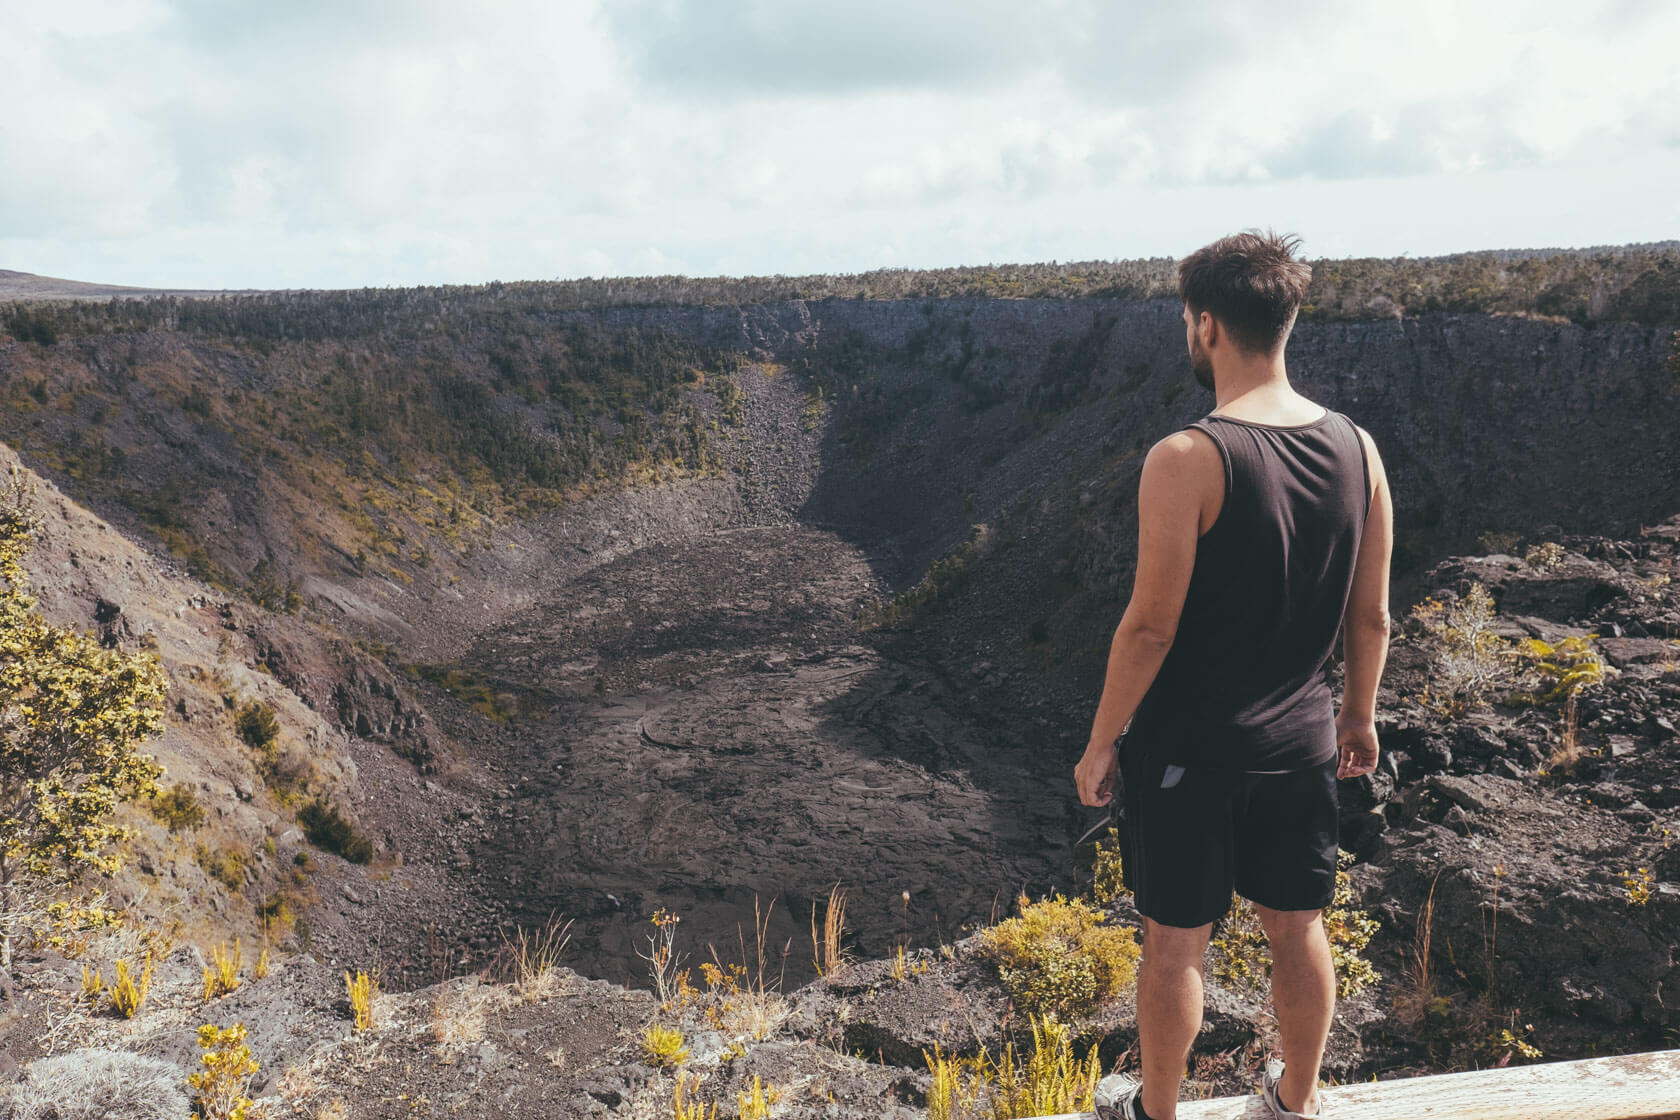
[0,0,1674,288]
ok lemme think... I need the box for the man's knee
[1141,916,1214,963]
[1251,901,1323,941]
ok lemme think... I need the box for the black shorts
[1116,744,1340,929]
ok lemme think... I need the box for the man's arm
[1081,432,1211,757]
[1336,424,1393,778]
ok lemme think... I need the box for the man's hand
[1076,741,1119,807]
[1335,712,1380,779]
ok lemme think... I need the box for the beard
[1189,339,1216,391]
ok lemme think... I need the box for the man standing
[1073,230,1393,1120]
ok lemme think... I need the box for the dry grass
[699,894,790,1041]
[1542,693,1585,775]
[429,975,491,1052]
[809,883,852,979]
[1392,871,1445,1028]
[494,913,575,1003]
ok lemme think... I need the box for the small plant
[1507,636,1610,705]
[1483,1019,1544,1066]
[204,939,242,1000]
[430,976,491,1050]
[1620,867,1654,906]
[641,1023,690,1068]
[82,961,106,1000]
[1524,541,1565,570]
[346,968,378,1030]
[637,907,686,1009]
[1324,851,1382,998]
[736,1073,780,1120]
[1210,895,1270,994]
[151,782,206,831]
[110,953,154,1018]
[1088,825,1130,908]
[672,1069,718,1120]
[691,895,790,1041]
[1393,872,1445,1029]
[187,1022,259,1120]
[297,796,374,863]
[973,891,1139,1021]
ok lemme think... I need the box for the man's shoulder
[1148,425,1220,462]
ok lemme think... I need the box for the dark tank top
[1128,407,1372,773]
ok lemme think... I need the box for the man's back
[1128,403,1372,772]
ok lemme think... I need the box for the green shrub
[1507,636,1612,705]
[195,845,248,892]
[297,796,374,863]
[973,892,1139,1020]
[1524,541,1565,570]
[150,782,206,832]
[234,699,279,754]
[1087,826,1129,908]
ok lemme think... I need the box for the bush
[187,1023,258,1120]
[1524,541,1565,570]
[2,1048,188,1119]
[1408,582,1520,716]
[973,892,1139,1020]
[195,844,248,891]
[297,796,374,863]
[149,782,205,831]
[234,698,280,754]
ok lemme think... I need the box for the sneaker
[1093,1071,1143,1120]
[1260,1057,1325,1119]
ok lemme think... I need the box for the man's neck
[1212,363,1292,410]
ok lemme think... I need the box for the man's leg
[1252,903,1333,1117]
[1136,915,1214,1120]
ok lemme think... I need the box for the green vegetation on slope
[0,302,747,602]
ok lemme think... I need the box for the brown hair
[1176,229,1312,355]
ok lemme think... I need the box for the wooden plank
[1027,1048,1680,1120]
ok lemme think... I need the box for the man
[1073,230,1393,1120]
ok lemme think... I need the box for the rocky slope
[2,514,1676,1116]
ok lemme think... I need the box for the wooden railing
[1027,1048,1680,1120]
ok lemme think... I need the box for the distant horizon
[5,237,1679,299]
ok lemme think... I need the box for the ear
[1197,309,1219,349]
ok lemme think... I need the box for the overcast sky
[3,0,1677,290]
